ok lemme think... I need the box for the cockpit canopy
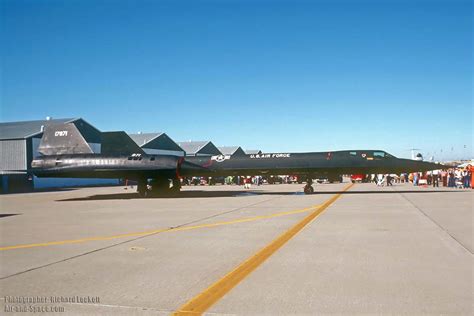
[349,151,394,159]
[374,151,394,158]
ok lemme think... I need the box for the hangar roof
[128,132,184,152]
[177,141,221,156]
[0,118,80,140]
[218,146,246,156]
[128,133,164,146]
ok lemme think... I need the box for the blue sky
[1,0,472,160]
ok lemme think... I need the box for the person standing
[377,174,384,186]
[432,169,440,187]
[427,171,432,185]
[244,176,252,189]
[463,168,471,188]
[441,169,447,186]
[455,168,463,188]
[447,169,454,187]
[468,165,474,189]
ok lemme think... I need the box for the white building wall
[0,139,27,170]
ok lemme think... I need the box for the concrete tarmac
[0,182,472,315]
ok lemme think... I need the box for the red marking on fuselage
[176,157,184,179]
[202,159,214,168]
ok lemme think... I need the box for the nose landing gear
[303,178,314,194]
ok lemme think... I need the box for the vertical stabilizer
[38,123,94,155]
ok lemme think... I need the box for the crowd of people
[369,165,473,189]
[182,165,473,190]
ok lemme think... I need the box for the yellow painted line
[0,228,169,251]
[173,183,354,315]
[0,205,319,251]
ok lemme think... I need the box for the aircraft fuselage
[31,150,441,181]
[186,150,441,177]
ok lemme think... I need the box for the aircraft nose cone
[397,158,445,172]
[414,160,444,171]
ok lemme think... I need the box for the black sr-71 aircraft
[30,123,443,196]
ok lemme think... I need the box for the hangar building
[218,146,247,157]
[177,141,221,156]
[129,133,184,156]
[0,117,117,193]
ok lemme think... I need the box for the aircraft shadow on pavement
[0,214,20,219]
[56,190,251,201]
[55,188,467,202]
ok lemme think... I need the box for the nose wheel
[303,178,314,194]
[303,184,314,194]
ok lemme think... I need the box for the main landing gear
[137,178,181,197]
[303,178,314,194]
